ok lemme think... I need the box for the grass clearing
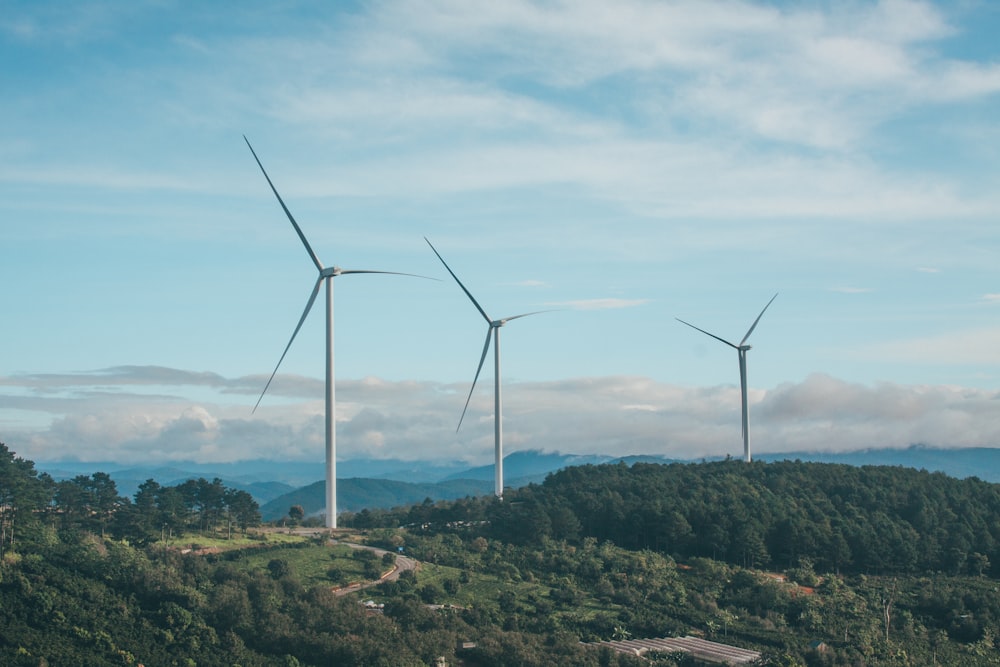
[206,542,378,589]
[163,529,307,550]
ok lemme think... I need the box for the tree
[225,488,260,535]
[156,485,189,536]
[132,478,163,540]
[880,578,898,644]
[54,472,125,536]
[179,477,227,531]
[268,558,291,579]
[0,442,52,556]
[288,504,305,525]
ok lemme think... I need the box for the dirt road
[330,540,418,597]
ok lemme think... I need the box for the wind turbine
[676,293,778,463]
[425,237,549,499]
[245,135,421,529]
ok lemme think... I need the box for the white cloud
[5,366,1000,465]
[757,373,1000,452]
[8,0,1000,231]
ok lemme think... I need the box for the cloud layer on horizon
[3,366,998,465]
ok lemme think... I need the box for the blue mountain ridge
[33,445,1000,517]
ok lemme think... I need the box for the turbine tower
[246,136,419,529]
[676,293,777,463]
[425,237,548,499]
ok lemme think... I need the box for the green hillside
[260,477,494,520]
[8,440,1000,665]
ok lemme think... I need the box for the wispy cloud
[982,294,1000,303]
[1,366,230,389]
[830,287,873,294]
[7,0,1000,229]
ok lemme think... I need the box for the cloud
[0,3,128,44]
[8,0,1000,236]
[1,366,230,390]
[830,287,873,294]
[347,0,995,153]
[5,367,1000,466]
[982,294,1000,303]
[757,373,1000,453]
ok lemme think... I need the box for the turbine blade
[499,309,556,324]
[244,136,324,273]
[457,327,493,432]
[252,276,323,413]
[739,292,778,346]
[676,318,739,349]
[424,237,492,324]
[337,269,439,281]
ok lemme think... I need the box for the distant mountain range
[33,445,1000,520]
[756,445,1000,481]
[259,477,497,521]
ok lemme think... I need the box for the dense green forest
[354,459,1000,577]
[6,441,1000,665]
[520,460,1000,576]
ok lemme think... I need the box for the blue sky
[2,0,999,466]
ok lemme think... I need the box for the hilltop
[33,444,1000,520]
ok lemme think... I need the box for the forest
[353,458,1000,577]
[5,441,1000,665]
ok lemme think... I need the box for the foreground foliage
[6,441,1000,665]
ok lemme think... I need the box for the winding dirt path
[330,540,419,597]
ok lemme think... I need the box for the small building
[809,640,830,653]
[586,635,761,665]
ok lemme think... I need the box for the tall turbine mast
[246,136,422,529]
[677,293,777,462]
[425,238,548,499]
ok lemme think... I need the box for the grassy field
[166,529,621,623]
[226,542,374,588]
[163,529,305,550]
[412,562,548,607]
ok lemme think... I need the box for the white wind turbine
[246,136,422,529]
[425,237,549,499]
[677,293,778,463]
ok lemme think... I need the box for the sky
[2,0,1000,468]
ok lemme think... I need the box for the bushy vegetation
[6,441,1000,665]
[355,459,1000,577]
